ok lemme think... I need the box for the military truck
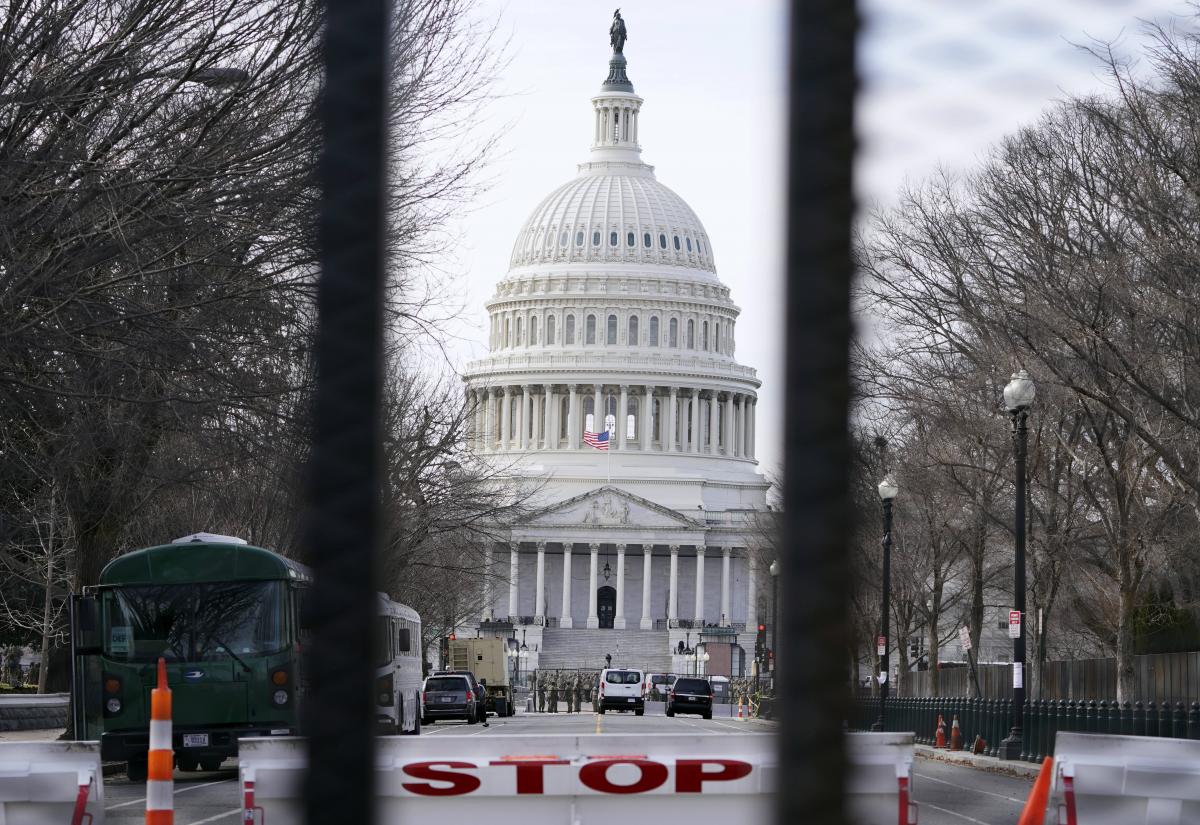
[447,637,515,717]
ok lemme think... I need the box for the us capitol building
[462,20,769,677]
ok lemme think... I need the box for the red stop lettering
[489,758,569,794]
[676,759,753,793]
[579,758,669,794]
[401,761,480,796]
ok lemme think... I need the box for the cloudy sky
[439,0,1191,475]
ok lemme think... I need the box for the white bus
[375,594,423,734]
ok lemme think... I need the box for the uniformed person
[574,672,584,713]
[535,671,545,712]
[548,673,559,713]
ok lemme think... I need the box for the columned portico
[586,542,600,628]
[614,543,627,628]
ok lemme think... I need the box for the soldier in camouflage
[548,672,559,713]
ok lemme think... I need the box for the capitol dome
[462,19,767,672]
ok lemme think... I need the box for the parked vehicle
[597,668,644,715]
[421,674,480,724]
[643,672,673,699]
[666,677,713,719]
[374,596,424,735]
[447,638,515,717]
[429,670,487,723]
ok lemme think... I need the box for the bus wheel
[199,758,223,772]
[405,713,421,736]
[127,758,148,783]
[178,757,200,772]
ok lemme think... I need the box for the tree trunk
[968,536,985,698]
[1116,570,1137,703]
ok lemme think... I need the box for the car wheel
[635,709,644,717]
[126,757,148,782]
[703,711,712,720]
[598,707,606,714]
[422,717,433,725]
[665,708,675,717]
[467,711,477,724]
[177,757,200,772]
[199,758,223,772]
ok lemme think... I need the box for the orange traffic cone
[934,714,947,748]
[737,698,744,720]
[146,657,173,825]
[950,715,963,751]
[1016,757,1054,825]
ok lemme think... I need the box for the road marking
[106,777,233,809]
[914,771,1026,804]
[918,801,998,825]
[182,807,242,824]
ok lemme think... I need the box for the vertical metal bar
[303,0,388,821]
[779,0,857,822]
[873,500,892,730]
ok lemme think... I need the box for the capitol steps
[538,628,672,672]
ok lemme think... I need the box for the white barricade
[0,740,105,825]
[240,733,774,824]
[845,732,918,825]
[1050,732,1200,825]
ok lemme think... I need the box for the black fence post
[1145,701,1158,737]
[1120,701,1132,736]
[1189,702,1200,741]
[1173,702,1187,739]
[1097,700,1108,734]
[992,700,1004,757]
[1086,700,1097,734]
[1041,700,1053,761]
[1133,701,1145,737]
[1106,700,1118,736]
[1160,702,1173,738]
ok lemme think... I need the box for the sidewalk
[914,743,1042,778]
[0,727,65,742]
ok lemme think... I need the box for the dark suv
[421,674,480,724]
[666,677,713,719]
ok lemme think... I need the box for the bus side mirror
[71,594,102,655]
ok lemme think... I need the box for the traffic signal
[755,623,767,659]
[449,633,456,641]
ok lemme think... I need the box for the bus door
[69,592,104,739]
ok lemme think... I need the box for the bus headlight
[105,698,121,714]
[272,689,289,706]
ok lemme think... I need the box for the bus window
[374,617,394,667]
[397,626,410,654]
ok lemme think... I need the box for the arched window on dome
[545,233,554,249]
[686,237,693,252]
[648,316,659,347]
[504,317,511,348]
[585,314,596,345]
[715,321,720,353]
[547,314,556,345]
[609,231,618,247]
[576,231,585,247]
[565,314,576,345]
[606,314,617,345]
[673,235,681,251]
[559,231,568,247]
[592,231,601,247]
[626,232,635,247]
[628,315,639,346]
[516,316,523,346]
[669,318,678,348]
[530,316,539,345]
[687,319,695,349]
[702,320,708,351]
[643,232,652,248]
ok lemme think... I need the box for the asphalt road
[98,710,1034,824]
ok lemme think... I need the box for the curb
[914,744,1041,779]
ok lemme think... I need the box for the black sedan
[665,677,713,719]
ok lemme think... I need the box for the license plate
[183,734,209,748]
[626,697,635,702]
[440,696,454,703]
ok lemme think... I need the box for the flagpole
[606,420,613,484]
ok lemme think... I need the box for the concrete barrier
[0,740,105,824]
[845,732,918,825]
[240,733,774,824]
[1050,732,1200,825]
[0,694,69,732]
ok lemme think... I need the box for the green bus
[70,532,422,780]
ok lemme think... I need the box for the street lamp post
[872,475,899,732]
[1000,369,1035,760]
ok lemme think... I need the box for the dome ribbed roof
[509,167,716,275]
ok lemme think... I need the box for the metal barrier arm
[71,769,95,825]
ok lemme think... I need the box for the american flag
[583,429,610,450]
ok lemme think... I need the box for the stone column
[708,391,719,454]
[640,544,653,629]
[720,546,732,626]
[668,544,679,623]
[482,544,494,621]
[560,543,574,628]
[690,388,701,453]
[614,544,627,629]
[543,384,554,449]
[531,387,541,449]
[483,388,495,451]
[567,385,578,449]
[618,385,629,449]
[667,388,678,452]
[748,397,756,458]
[724,392,735,455]
[519,385,530,449]
[535,541,546,619]
[593,384,603,433]
[734,395,744,457]
[746,552,758,631]
[508,542,519,619]
[694,545,706,623]
[500,386,512,450]
[642,387,653,450]
[586,542,600,629]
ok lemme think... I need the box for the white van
[598,668,645,715]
